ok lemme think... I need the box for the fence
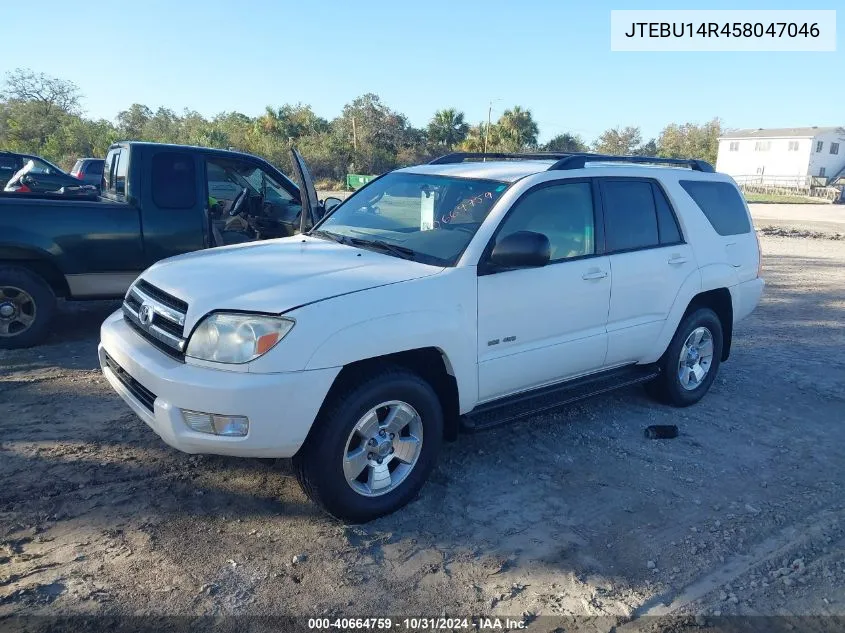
[734,174,842,202]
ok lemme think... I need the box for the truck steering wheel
[228,187,249,216]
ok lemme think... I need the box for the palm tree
[497,106,539,151]
[427,108,469,149]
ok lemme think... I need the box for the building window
[754,141,771,152]
[728,141,740,152]
[831,143,840,155]
[787,141,800,151]
[819,167,826,177]
[816,141,824,152]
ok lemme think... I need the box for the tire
[645,307,723,407]
[293,366,444,523]
[0,266,56,349]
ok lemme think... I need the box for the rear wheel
[293,366,443,522]
[0,266,56,349]
[646,307,723,407]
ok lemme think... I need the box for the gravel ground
[1,226,844,631]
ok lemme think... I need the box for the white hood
[140,236,444,329]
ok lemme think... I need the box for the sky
[0,0,840,143]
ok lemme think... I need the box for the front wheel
[646,307,723,407]
[293,367,443,522]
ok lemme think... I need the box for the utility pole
[351,116,358,152]
[483,101,492,155]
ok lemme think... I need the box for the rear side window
[71,160,83,174]
[85,160,103,175]
[102,149,120,194]
[679,180,751,236]
[600,180,659,252]
[151,152,196,209]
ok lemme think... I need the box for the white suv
[99,150,764,522]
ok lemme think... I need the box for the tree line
[0,69,723,187]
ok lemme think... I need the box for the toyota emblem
[139,303,154,327]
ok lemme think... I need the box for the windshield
[313,172,508,266]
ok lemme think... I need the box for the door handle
[668,256,689,265]
[582,270,608,280]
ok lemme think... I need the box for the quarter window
[679,180,751,236]
[151,152,196,209]
[494,182,595,263]
[600,180,661,252]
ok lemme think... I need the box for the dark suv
[70,157,105,188]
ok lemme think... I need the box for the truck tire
[293,366,443,523]
[0,266,56,349]
[645,307,723,407]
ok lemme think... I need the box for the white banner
[611,10,836,52]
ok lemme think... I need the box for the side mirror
[323,196,342,213]
[489,231,550,269]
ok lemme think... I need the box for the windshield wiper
[347,237,418,261]
[308,229,346,244]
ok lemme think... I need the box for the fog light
[182,410,249,437]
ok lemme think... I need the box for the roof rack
[428,152,574,164]
[548,153,714,173]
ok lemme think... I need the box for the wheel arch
[684,287,733,361]
[318,347,461,442]
[0,246,68,298]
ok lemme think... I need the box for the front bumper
[99,310,339,458]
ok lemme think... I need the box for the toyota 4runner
[99,150,764,522]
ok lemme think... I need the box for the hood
[140,236,444,328]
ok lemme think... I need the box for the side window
[151,152,196,209]
[114,151,128,195]
[205,157,299,224]
[495,182,595,262]
[102,149,119,194]
[679,180,751,236]
[85,161,103,175]
[600,180,659,252]
[652,184,683,244]
[29,158,53,175]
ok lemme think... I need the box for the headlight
[186,313,294,364]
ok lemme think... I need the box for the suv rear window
[679,180,751,236]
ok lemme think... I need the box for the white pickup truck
[99,150,764,522]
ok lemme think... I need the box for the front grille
[103,352,156,412]
[135,279,188,313]
[122,280,189,361]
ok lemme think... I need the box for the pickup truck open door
[290,148,324,234]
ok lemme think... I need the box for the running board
[461,365,660,431]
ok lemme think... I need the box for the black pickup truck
[0,142,334,348]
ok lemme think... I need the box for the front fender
[303,309,477,413]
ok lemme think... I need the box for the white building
[716,127,845,187]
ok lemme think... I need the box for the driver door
[203,156,302,245]
[476,179,611,402]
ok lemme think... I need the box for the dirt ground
[2,212,845,631]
